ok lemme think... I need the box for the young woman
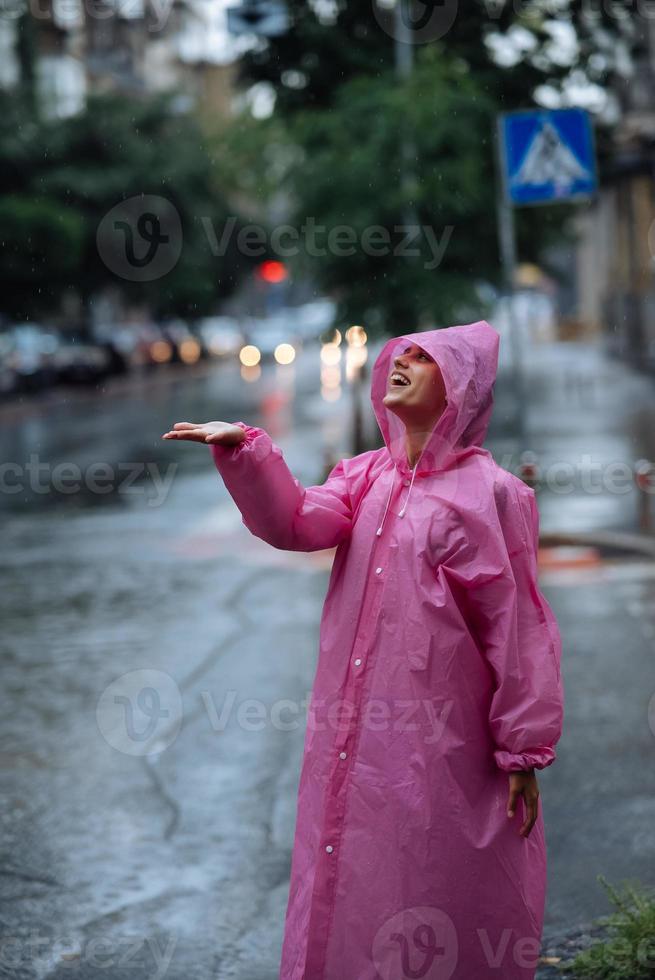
[162,319,564,980]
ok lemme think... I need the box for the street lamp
[346,326,368,455]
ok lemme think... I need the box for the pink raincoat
[210,320,564,980]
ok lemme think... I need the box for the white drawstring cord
[376,463,397,536]
[398,457,419,517]
[376,450,422,534]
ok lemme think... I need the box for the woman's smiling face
[382,342,448,425]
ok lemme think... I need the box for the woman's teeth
[390,372,410,386]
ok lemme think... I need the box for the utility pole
[394,0,413,77]
[394,0,419,231]
[495,117,528,450]
[495,108,598,457]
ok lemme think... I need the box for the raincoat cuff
[209,422,269,463]
[494,747,556,772]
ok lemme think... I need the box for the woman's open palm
[161,421,246,446]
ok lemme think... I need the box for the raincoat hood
[370,319,500,536]
[371,319,500,478]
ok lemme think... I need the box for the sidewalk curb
[538,917,615,978]
[540,529,655,560]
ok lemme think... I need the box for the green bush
[569,876,655,979]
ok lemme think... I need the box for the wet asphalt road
[0,345,353,980]
[1,335,655,979]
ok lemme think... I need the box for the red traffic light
[256,260,288,283]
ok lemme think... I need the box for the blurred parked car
[0,332,18,397]
[97,320,171,371]
[92,320,205,371]
[160,320,204,365]
[293,299,336,340]
[93,321,147,370]
[97,340,129,376]
[3,323,59,392]
[134,321,169,369]
[54,335,114,386]
[295,299,337,340]
[245,316,303,363]
[197,317,245,359]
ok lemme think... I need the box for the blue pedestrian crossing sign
[227,0,288,36]
[498,108,597,206]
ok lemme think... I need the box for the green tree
[281,51,501,330]
[223,0,634,331]
[239,0,634,118]
[0,90,251,323]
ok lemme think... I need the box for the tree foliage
[0,90,250,322]
[221,0,635,331]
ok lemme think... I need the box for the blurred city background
[2,1,655,978]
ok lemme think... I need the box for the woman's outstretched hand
[507,769,540,837]
[161,421,247,446]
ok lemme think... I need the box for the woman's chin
[383,392,408,417]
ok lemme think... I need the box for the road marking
[538,546,602,570]
[539,559,655,587]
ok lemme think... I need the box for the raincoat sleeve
[468,478,564,773]
[209,421,353,552]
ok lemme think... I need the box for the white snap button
[339,751,347,759]
[325,844,334,853]
[375,566,382,574]
[354,658,362,666]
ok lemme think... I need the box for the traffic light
[255,260,288,284]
